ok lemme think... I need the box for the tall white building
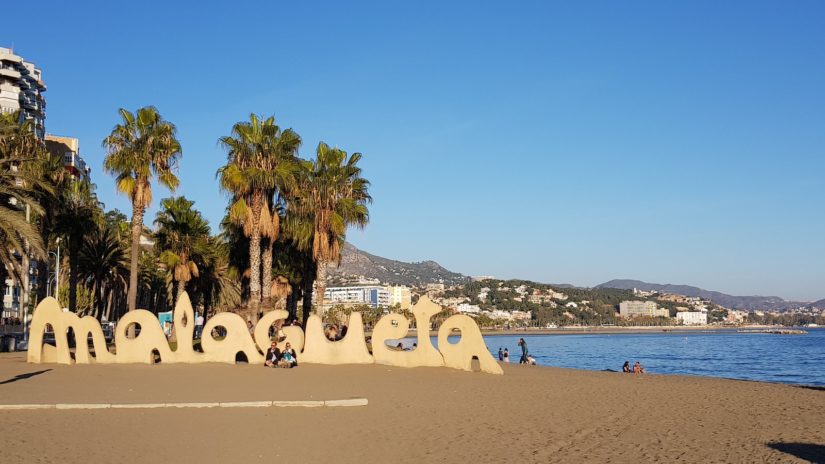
[0,47,46,139]
[324,286,390,308]
[677,311,707,325]
[619,300,669,318]
[388,285,412,309]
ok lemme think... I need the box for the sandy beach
[0,353,823,463]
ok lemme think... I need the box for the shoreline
[409,324,799,337]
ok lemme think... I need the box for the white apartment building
[619,300,669,318]
[324,286,390,308]
[1,47,47,321]
[677,311,708,325]
[456,303,481,314]
[0,47,46,139]
[388,285,412,309]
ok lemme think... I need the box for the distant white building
[456,303,481,314]
[620,300,669,318]
[677,311,707,325]
[388,285,412,309]
[324,286,390,308]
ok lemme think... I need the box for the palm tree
[77,222,128,320]
[217,114,299,316]
[293,142,371,314]
[53,178,100,313]
[154,196,211,300]
[103,106,182,314]
[0,112,50,300]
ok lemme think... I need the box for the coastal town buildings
[619,300,669,318]
[1,47,48,320]
[0,47,46,139]
[677,311,708,325]
[388,285,412,309]
[45,135,91,181]
[457,303,481,314]
[324,286,390,308]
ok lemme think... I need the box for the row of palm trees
[0,106,371,326]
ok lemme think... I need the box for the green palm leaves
[217,114,301,313]
[103,106,182,313]
[154,196,211,299]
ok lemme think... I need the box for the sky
[3,1,824,301]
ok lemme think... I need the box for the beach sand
[0,353,823,463]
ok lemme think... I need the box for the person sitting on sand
[623,361,631,373]
[265,341,281,368]
[633,361,645,374]
[396,342,404,350]
[503,348,510,363]
[278,342,298,368]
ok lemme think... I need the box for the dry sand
[0,353,823,463]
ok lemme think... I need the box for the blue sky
[3,1,823,300]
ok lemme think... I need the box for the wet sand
[0,353,823,463]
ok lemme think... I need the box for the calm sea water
[476,329,825,386]
[394,329,824,386]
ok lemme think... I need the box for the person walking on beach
[518,338,529,364]
[503,348,510,363]
[498,347,504,361]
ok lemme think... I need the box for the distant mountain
[595,279,811,311]
[328,243,470,286]
[812,299,825,310]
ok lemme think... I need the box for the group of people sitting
[264,341,298,368]
[622,360,645,374]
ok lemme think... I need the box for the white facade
[0,47,46,139]
[677,311,707,325]
[456,303,481,314]
[619,300,669,318]
[324,286,390,308]
[388,285,412,309]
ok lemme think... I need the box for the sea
[394,328,825,386]
[475,329,825,386]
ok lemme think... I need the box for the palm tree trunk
[287,282,299,322]
[247,193,263,317]
[314,260,328,317]
[176,278,185,302]
[36,258,48,303]
[127,203,145,314]
[261,239,273,311]
[68,234,79,313]
[248,233,262,317]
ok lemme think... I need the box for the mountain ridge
[330,244,819,310]
[329,243,470,286]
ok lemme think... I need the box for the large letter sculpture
[438,314,504,375]
[27,292,503,374]
[372,296,444,368]
[301,312,374,364]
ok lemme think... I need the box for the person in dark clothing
[264,341,281,368]
[622,361,631,373]
[498,347,504,361]
[517,338,529,364]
